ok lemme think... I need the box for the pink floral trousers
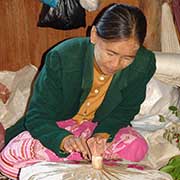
[0,119,148,180]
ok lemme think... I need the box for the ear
[90,26,97,44]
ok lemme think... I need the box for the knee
[109,126,148,162]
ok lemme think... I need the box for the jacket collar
[80,40,94,105]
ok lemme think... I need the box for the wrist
[59,134,73,151]
[93,133,110,139]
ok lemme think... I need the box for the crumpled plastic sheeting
[136,123,180,170]
[19,161,173,180]
[132,77,180,131]
[154,52,180,87]
[131,77,180,169]
[0,65,37,129]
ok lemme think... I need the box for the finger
[69,137,81,152]
[87,137,100,156]
[87,137,106,157]
[105,142,113,152]
[111,153,120,160]
[74,138,85,152]
[81,137,92,160]
[93,137,106,156]
[96,138,106,147]
[104,154,110,160]
[94,136,103,144]
[63,140,74,153]
[63,136,80,153]
[66,137,89,160]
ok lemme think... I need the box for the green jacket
[6,37,156,157]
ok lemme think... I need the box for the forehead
[98,37,140,55]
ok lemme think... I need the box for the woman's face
[90,27,140,75]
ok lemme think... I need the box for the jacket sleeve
[93,53,156,142]
[24,51,72,157]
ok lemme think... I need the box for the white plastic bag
[139,124,180,169]
[0,65,37,129]
[19,161,172,180]
[154,52,180,87]
[130,78,180,169]
[79,0,100,11]
[132,78,180,131]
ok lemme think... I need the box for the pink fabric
[104,127,148,162]
[0,119,148,179]
[57,119,98,138]
[0,131,51,179]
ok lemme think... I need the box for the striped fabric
[161,2,180,53]
[0,120,148,180]
[0,132,50,179]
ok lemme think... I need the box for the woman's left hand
[62,135,92,160]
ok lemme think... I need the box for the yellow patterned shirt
[73,61,113,124]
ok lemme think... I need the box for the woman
[0,3,156,179]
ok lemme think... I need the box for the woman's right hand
[63,135,92,160]
[87,136,106,157]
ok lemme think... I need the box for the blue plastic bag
[40,0,59,8]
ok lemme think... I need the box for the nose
[110,58,119,69]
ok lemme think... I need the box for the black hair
[94,3,147,45]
